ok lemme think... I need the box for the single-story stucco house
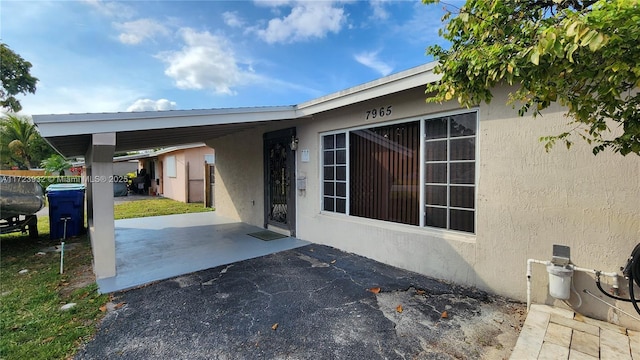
[33,62,640,329]
[132,143,215,204]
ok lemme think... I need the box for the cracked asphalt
[76,245,525,359]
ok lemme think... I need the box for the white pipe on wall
[526,259,620,311]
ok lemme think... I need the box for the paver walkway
[510,304,640,359]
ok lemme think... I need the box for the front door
[264,128,296,236]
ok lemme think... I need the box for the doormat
[248,230,287,241]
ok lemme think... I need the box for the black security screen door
[263,128,296,235]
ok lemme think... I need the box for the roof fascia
[295,62,441,116]
[151,143,208,156]
[33,106,298,137]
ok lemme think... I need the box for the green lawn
[1,197,213,359]
[114,197,213,219]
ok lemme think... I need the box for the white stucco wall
[207,85,640,329]
[160,152,187,203]
[207,122,298,227]
[475,87,639,328]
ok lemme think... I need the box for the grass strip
[1,197,213,359]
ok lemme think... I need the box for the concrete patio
[97,212,309,293]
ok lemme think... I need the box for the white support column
[85,133,116,279]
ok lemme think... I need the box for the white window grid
[320,109,478,234]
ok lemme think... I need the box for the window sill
[318,211,476,244]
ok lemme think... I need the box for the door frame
[263,127,296,236]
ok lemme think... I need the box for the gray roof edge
[296,62,439,112]
[151,143,209,156]
[32,105,297,124]
[111,143,208,162]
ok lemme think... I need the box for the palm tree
[41,154,71,175]
[0,113,38,169]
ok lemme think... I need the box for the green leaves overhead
[423,0,640,156]
[0,43,38,113]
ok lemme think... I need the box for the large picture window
[320,110,477,234]
[350,121,420,225]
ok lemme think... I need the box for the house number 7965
[366,105,392,120]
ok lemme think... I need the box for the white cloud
[157,28,256,95]
[253,0,293,8]
[21,85,141,115]
[82,0,135,19]
[354,51,393,76]
[256,1,346,44]
[370,0,390,21]
[392,1,449,45]
[127,99,177,112]
[114,18,170,45]
[222,11,245,28]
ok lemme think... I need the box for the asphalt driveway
[76,245,525,359]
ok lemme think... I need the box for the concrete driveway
[76,244,525,359]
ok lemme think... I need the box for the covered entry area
[32,106,305,286]
[99,212,308,293]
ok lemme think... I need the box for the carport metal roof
[33,62,440,157]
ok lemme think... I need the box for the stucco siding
[160,152,186,202]
[475,86,640,326]
[207,122,299,227]
[155,146,214,203]
[184,147,213,203]
[294,87,478,287]
[207,85,640,329]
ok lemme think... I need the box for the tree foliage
[423,0,640,155]
[1,43,38,113]
[0,114,54,169]
[41,154,72,176]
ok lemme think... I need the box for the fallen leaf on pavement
[115,302,126,309]
[416,289,426,295]
[396,305,403,313]
[368,287,381,294]
[441,311,448,319]
[99,305,107,312]
[271,323,278,330]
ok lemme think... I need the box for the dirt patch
[59,263,95,298]
[376,287,526,359]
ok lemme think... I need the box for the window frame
[423,110,478,233]
[319,108,479,235]
[320,131,349,214]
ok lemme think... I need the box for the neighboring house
[73,158,139,177]
[33,62,640,329]
[135,144,215,203]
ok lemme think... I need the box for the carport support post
[85,133,117,279]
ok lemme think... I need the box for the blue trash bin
[46,184,86,240]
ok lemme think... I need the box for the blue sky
[2,0,458,115]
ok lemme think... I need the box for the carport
[99,212,308,293]
[33,106,307,286]
[32,69,425,289]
